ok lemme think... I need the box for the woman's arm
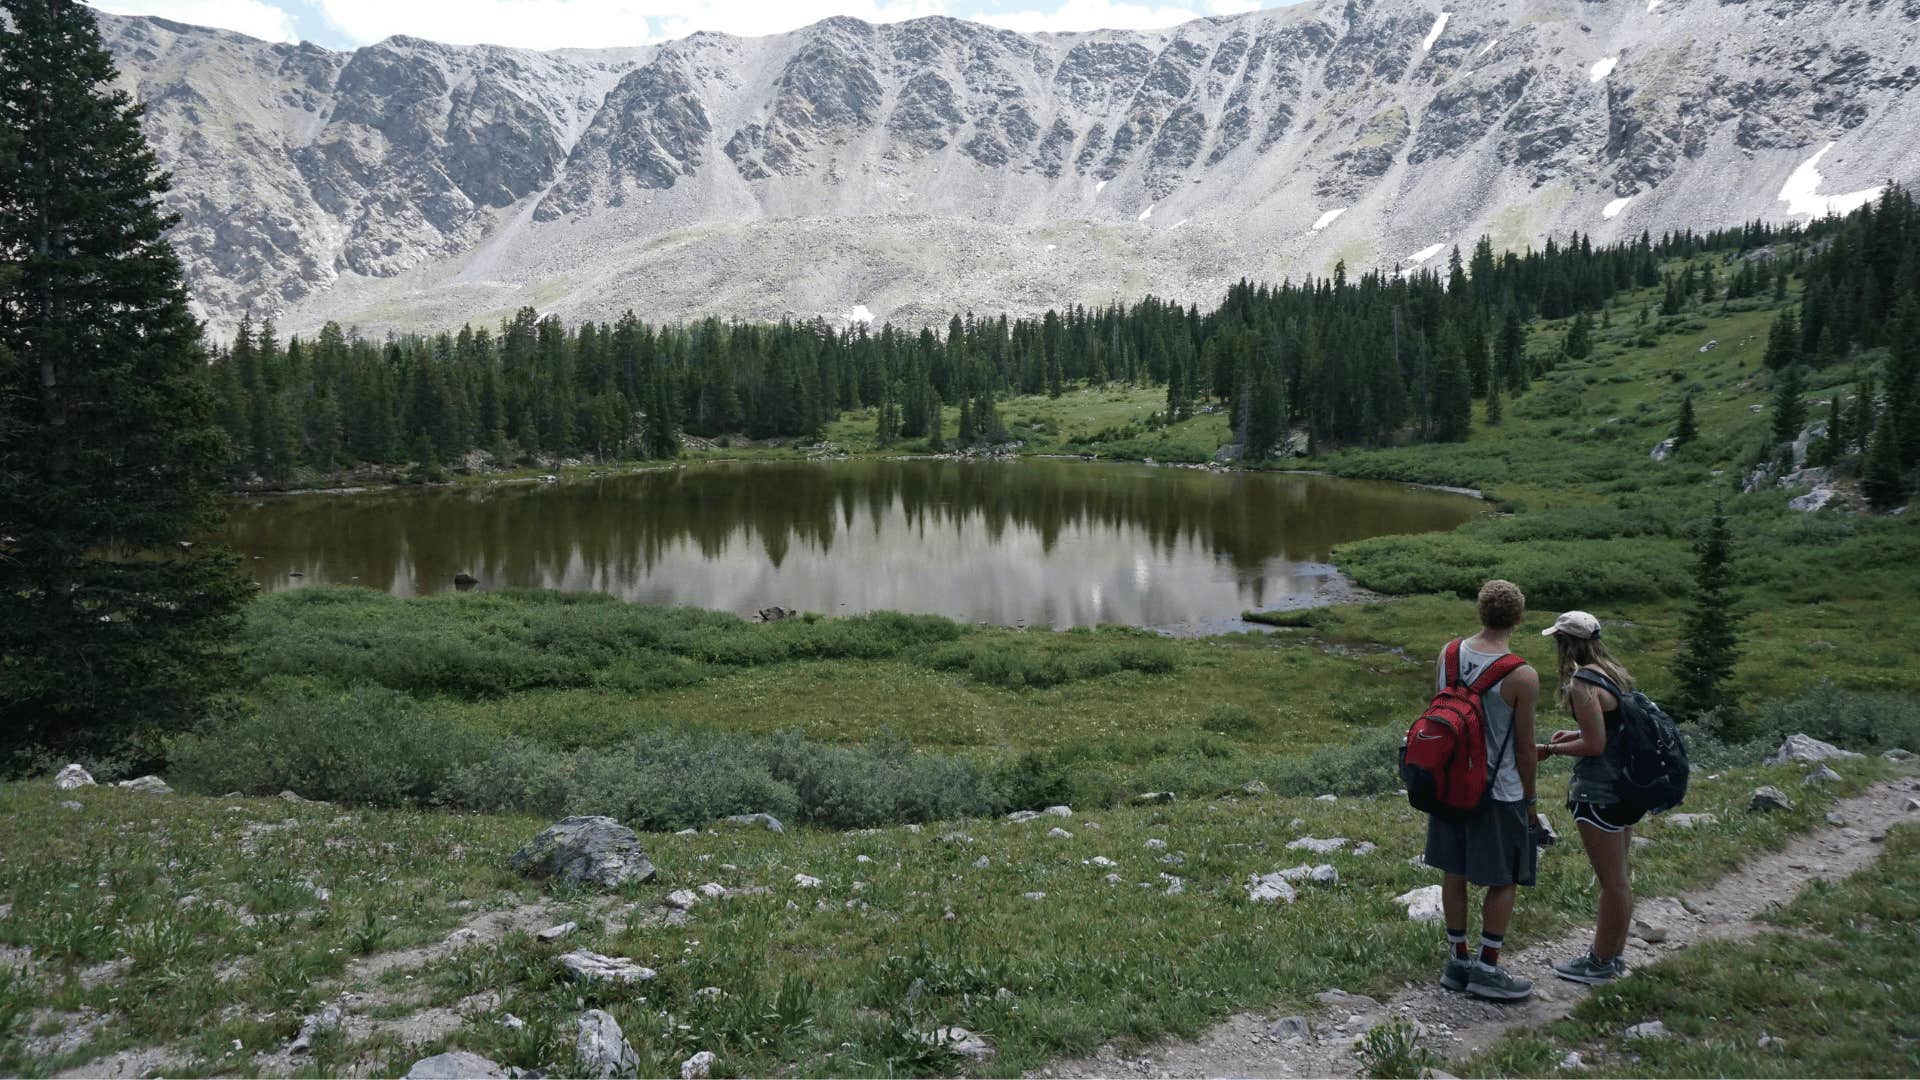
[1547,679,1609,758]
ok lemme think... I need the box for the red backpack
[1401,639,1525,820]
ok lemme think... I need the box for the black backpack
[1574,669,1690,813]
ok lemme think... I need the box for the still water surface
[222,460,1481,628]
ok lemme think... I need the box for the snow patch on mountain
[1311,207,1349,231]
[1138,203,1154,221]
[1603,195,1634,219]
[843,304,875,326]
[1779,143,1886,218]
[1422,12,1451,51]
[1589,56,1618,81]
[1407,242,1446,264]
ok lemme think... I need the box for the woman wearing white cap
[1536,609,1641,985]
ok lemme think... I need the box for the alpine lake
[221,458,1484,632]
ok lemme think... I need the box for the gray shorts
[1424,799,1537,887]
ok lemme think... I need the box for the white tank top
[1436,641,1525,803]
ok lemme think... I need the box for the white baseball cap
[1541,610,1602,639]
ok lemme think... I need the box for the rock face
[54,764,95,790]
[510,816,657,889]
[92,2,1920,339]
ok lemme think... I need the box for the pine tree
[957,396,976,446]
[1763,309,1800,369]
[1563,311,1594,360]
[1862,407,1907,510]
[1674,394,1699,447]
[1669,504,1742,729]
[1496,308,1529,395]
[1484,375,1503,426]
[0,0,252,764]
[1769,365,1806,449]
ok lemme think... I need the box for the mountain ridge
[87,0,1920,337]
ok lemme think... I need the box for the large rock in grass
[558,950,657,985]
[54,764,95,790]
[1765,734,1862,765]
[510,816,656,889]
[717,812,785,834]
[1246,873,1297,904]
[1749,786,1794,812]
[115,775,172,794]
[404,1052,506,1078]
[1395,885,1445,923]
[576,1009,638,1078]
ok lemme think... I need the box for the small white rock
[792,873,822,888]
[681,1050,716,1079]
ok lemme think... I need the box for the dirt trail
[1043,775,1919,1079]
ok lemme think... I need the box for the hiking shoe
[1467,963,1533,1001]
[1552,953,1628,985]
[1440,956,1473,992]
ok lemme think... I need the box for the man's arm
[1509,666,1542,808]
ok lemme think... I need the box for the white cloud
[91,0,300,42]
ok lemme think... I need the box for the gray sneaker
[1467,962,1533,1001]
[1440,955,1473,992]
[1552,953,1627,985]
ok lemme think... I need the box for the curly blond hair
[1477,579,1526,631]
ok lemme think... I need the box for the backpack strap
[1572,668,1622,698]
[1467,652,1526,695]
[1443,638,1464,688]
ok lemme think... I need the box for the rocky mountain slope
[91,0,1920,337]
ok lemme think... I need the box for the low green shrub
[924,637,1178,688]
[168,682,489,804]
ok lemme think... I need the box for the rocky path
[1043,775,1920,1080]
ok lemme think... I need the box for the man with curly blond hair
[1423,579,1544,1002]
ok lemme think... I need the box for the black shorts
[1570,800,1647,833]
[1424,799,1537,887]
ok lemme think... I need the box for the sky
[88,0,1299,50]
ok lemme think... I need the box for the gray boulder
[921,1026,995,1063]
[1624,1020,1670,1040]
[116,775,172,795]
[1765,734,1862,765]
[1749,786,1794,812]
[1395,885,1445,922]
[1246,873,1297,904]
[1131,791,1175,805]
[1665,813,1718,828]
[405,1052,507,1078]
[510,816,656,889]
[681,1051,716,1079]
[576,1009,638,1078]
[54,764,95,790]
[1269,1016,1310,1041]
[1802,765,1842,786]
[1650,437,1676,462]
[558,950,657,984]
[1883,748,1915,763]
[717,812,785,834]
